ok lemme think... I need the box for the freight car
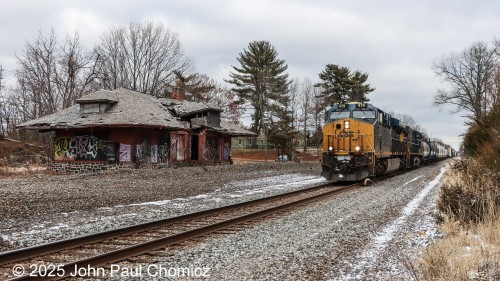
[321,102,454,182]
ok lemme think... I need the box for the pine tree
[227,41,290,132]
[226,40,291,160]
[169,71,215,102]
[315,64,374,105]
[350,70,375,102]
[268,81,295,160]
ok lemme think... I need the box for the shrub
[463,103,500,172]
[437,158,499,225]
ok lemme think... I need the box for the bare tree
[494,39,500,103]
[388,111,427,137]
[288,78,301,133]
[205,83,243,125]
[10,29,97,122]
[93,22,192,96]
[309,91,324,148]
[1,92,25,136]
[0,64,3,92]
[300,78,315,151]
[0,64,5,136]
[56,33,99,108]
[433,41,499,125]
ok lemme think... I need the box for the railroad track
[0,181,361,280]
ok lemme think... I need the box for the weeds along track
[0,181,363,280]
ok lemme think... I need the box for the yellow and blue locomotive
[321,102,435,182]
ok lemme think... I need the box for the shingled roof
[75,89,119,104]
[17,88,188,130]
[17,88,255,136]
[159,98,223,117]
[214,120,257,136]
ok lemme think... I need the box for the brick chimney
[171,88,184,101]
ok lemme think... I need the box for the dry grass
[437,158,499,224]
[417,157,500,280]
[0,165,47,178]
[418,218,500,280]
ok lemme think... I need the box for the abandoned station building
[17,88,254,173]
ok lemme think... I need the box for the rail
[0,181,363,280]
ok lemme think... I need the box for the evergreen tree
[226,40,291,160]
[315,64,374,105]
[350,70,374,102]
[169,71,215,102]
[226,40,290,134]
[268,81,295,159]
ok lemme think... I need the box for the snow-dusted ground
[104,161,449,281]
[1,161,450,280]
[0,172,327,250]
[331,165,447,280]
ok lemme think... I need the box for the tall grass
[417,157,500,280]
[419,218,500,280]
[437,158,499,225]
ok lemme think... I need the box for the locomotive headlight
[329,146,333,151]
[344,120,350,129]
[355,145,361,152]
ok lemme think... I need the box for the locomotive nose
[341,162,349,173]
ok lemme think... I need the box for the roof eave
[17,124,188,131]
[76,99,118,104]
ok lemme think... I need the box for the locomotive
[321,102,455,182]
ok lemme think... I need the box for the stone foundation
[50,160,230,174]
[50,161,135,174]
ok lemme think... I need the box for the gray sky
[1,0,499,150]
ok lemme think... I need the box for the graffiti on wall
[55,136,107,161]
[177,135,184,161]
[136,144,143,162]
[158,144,169,164]
[224,142,230,160]
[151,144,158,163]
[119,144,131,162]
[205,139,221,161]
[105,143,117,161]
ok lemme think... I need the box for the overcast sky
[1,0,499,150]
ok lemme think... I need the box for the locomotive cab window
[329,111,350,121]
[352,110,376,123]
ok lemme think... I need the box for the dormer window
[76,89,118,114]
[81,103,108,114]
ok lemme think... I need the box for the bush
[463,104,500,172]
[438,158,499,225]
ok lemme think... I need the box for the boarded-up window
[174,134,185,161]
[81,103,107,114]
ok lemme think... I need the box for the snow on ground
[0,173,327,249]
[331,165,449,280]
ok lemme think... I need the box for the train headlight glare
[329,146,333,151]
[355,145,361,152]
[344,120,350,129]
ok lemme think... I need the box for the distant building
[231,132,306,150]
[17,88,254,173]
[231,133,271,150]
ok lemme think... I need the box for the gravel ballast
[0,162,322,251]
[121,161,449,280]
[0,160,450,280]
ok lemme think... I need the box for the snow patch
[332,166,448,280]
[2,173,327,248]
[130,199,172,206]
[401,175,424,187]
